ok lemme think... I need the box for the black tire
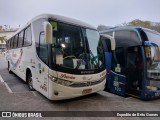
[27,73,34,91]
[8,62,12,74]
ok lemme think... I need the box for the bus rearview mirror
[43,22,53,44]
[100,34,116,51]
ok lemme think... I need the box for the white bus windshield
[85,29,99,57]
[51,22,102,70]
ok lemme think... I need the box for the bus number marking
[155,92,160,97]
[113,77,122,92]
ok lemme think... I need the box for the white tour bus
[6,14,114,100]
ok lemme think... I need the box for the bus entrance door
[125,46,143,98]
[109,74,126,96]
[106,61,126,96]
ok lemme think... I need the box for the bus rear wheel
[27,73,34,91]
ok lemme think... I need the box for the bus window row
[6,25,32,49]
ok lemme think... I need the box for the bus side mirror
[100,34,116,51]
[43,22,53,44]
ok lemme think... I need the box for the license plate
[82,89,92,95]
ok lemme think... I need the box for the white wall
[0,30,17,44]
[0,30,17,48]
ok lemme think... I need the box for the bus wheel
[8,62,12,73]
[27,73,34,91]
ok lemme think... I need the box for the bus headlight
[54,79,74,86]
[49,75,73,86]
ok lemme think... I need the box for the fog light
[54,91,59,96]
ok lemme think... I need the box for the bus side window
[12,38,14,49]
[15,34,18,48]
[39,32,48,65]
[6,41,9,50]
[8,40,10,49]
[18,31,24,48]
[14,35,18,49]
[10,38,13,49]
[23,26,32,47]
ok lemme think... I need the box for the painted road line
[32,91,37,96]
[0,75,4,82]
[4,82,13,93]
[0,75,12,93]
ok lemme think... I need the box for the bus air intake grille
[69,77,105,87]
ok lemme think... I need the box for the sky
[0,0,160,28]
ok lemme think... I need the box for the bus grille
[69,76,105,87]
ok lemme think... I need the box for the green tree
[128,19,152,28]
[0,36,6,43]
[127,19,160,33]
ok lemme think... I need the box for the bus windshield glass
[144,30,160,80]
[85,29,101,67]
[51,22,102,70]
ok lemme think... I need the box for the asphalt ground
[0,54,160,120]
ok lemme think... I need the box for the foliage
[128,19,160,33]
[128,19,151,28]
[97,19,160,33]
[0,36,6,43]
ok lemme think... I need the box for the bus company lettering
[60,74,75,79]
[40,84,47,92]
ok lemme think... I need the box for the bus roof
[100,26,143,47]
[100,26,160,47]
[7,14,96,41]
[33,14,96,30]
[99,26,158,34]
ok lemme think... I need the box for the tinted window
[32,19,45,52]
[140,30,148,41]
[39,32,48,64]
[53,23,84,58]
[100,37,111,52]
[6,40,9,49]
[13,36,15,48]
[13,35,18,48]
[8,40,10,49]
[23,26,32,46]
[115,30,141,47]
[97,40,105,67]
[18,31,24,48]
[10,38,14,49]
[52,22,85,69]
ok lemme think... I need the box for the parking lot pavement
[0,53,5,58]
[0,81,160,120]
[0,56,160,120]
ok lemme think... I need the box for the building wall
[0,30,18,49]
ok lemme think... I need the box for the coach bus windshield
[51,22,103,70]
[144,30,160,82]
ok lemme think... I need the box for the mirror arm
[43,21,53,44]
[100,34,116,51]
